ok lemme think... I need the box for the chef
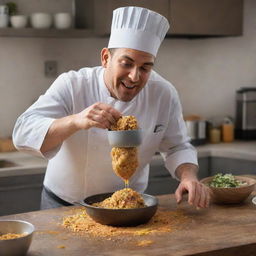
[13,6,210,209]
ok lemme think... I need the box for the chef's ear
[101,48,111,68]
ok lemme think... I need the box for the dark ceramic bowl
[107,129,143,147]
[76,192,158,226]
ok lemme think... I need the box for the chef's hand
[41,102,121,154]
[74,102,121,130]
[175,163,211,208]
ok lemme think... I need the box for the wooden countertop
[1,193,256,256]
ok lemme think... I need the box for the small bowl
[53,12,72,29]
[76,192,158,226]
[10,15,28,28]
[108,129,142,147]
[0,220,34,256]
[201,175,256,204]
[30,12,52,29]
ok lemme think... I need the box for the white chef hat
[108,6,170,57]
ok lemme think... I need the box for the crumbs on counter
[57,245,66,249]
[62,208,189,239]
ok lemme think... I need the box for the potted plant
[6,2,28,28]
[6,2,17,16]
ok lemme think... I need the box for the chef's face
[101,48,154,102]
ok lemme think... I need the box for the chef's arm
[41,102,121,153]
[40,115,79,153]
[174,163,210,208]
[175,163,198,181]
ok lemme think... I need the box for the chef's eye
[120,62,133,68]
[140,66,151,73]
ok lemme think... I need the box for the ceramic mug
[53,12,72,29]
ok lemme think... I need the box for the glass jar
[0,5,9,28]
[221,117,234,142]
[209,127,221,144]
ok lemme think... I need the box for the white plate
[252,196,256,205]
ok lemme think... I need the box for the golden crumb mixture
[62,208,189,238]
[110,115,139,183]
[0,232,27,240]
[93,188,145,209]
[111,147,138,181]
[110,116,139,131]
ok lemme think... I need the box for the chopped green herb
[209,173,246,188]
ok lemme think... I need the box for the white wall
[0,0,255,137]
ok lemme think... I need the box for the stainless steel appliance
[185,119,207,145]
[235,87,256,140]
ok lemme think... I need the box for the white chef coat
[13,66,198,203]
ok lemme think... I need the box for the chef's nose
[128,67,140,82]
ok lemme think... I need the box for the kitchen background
[0,0,256,217]
[0,0,255,139]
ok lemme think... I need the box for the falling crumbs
[62,208,189,240]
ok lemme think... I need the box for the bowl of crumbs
[201,173,256,204]
[0,220,34,256]
[108,115,142,147]
[76,188,158,226]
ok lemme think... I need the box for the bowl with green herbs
[201,173,256,204]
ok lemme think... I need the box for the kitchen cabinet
[145,156,210,195]
[91,0,170,35]
[210,157,256,175]
[169,0,243,36]
[0,169,45,216]
[0,0,95,38]
[0,0,91,38]
[76,0,243,36]
[0,0,243,38]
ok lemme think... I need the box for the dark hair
[108,48,117,56]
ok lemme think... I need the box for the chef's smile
[121,81,137,89]
[102,48,155,102]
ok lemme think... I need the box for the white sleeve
[159,88,198,179]
[12,73,73,159]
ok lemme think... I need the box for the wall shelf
[0,28,94,38]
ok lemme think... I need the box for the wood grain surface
[0,192,256,256]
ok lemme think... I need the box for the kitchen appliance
[184,117,208,146]
[235,87,256,140]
